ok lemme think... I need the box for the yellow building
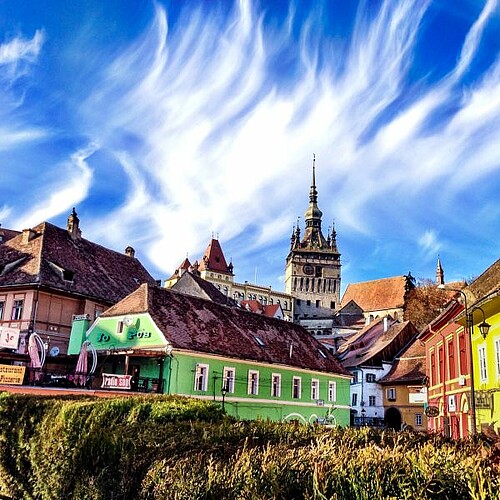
[464,259,500,432]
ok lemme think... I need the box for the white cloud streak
[12,144,96,229]
[2,1,498,285]
[73,0,499,277]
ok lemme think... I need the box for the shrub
[0,393,499,499]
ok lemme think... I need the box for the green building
[69,283,351,424]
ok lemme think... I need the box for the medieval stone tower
[285,156,341,327]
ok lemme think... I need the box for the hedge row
[0,393,499,499]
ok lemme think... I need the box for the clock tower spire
[285,156,341,329]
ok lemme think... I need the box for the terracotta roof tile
[466,258,500,304]
[336,317,418,368]
[379,336,426,384]
[0,221,156,304]
[341,275,411,312]
[198,239,232,274]
[0,227,20,244]
[103,283,350,376]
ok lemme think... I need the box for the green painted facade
[70,314,351,425]
[168,351,351,425]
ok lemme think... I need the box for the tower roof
[198,238,233,274]
[294,155,333,252]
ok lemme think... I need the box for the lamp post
[438,286,491,436]
[361,407,366,426]
[221,385,227,412]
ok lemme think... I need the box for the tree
[404,278,450,331]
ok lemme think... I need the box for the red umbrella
[74,342,88,387]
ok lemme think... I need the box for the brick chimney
[67,208,82,240]
[21,228,36,244]
[125,246,135,258]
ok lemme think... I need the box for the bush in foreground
[0,393,499,499]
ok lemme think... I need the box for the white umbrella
[74,342,88,387]
[28,333,44,382]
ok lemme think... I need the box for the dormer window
[62,269,74,282]
[318,349,327,359]
[254,336,266,347]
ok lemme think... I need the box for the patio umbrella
[74,342,88,387]
[28,334,43,382]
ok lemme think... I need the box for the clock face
[302,264,314,275]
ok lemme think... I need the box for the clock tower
[285,156,341,327]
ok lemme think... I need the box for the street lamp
[361,407,366,426]
[438,285,491,435]
[221,384,228,412]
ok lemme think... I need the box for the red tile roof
[466,258,500,305]
[241,300,283,319]
[102,283,350,376]
[336,317,418,368]
[341,275,412,312]
[179,258,192,270]
[0,221,156,304]
[379,335,426,384]
[198,239,232,274]
[0,226,20,244]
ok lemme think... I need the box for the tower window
[306,300,311,306]
[330,301,335,309]
[316,300,320,308]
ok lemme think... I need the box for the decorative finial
[312,153,316,187]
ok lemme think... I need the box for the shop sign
[101,373,132,390]
[409,386,427,404]
[425,405,439,417]
[475,391,492,409]
[0,327,20,349]
[0,365,26,385]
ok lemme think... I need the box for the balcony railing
[352,416,385,428]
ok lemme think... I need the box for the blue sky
[0,0,499,292]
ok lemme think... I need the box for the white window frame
[387,387,396,401]
[352,393,358,406]
[328,381,336,402]
[495,338,500,379]
[368,395,376,406]
[415,413,423,426]
[248,370,259,395]
[223,367,235,393]
[194,363,209,392]
[478,345,488,382]
[271,373,281,397]
[11,299,23,320]
[292,376,302,399]
[311,379,320,401]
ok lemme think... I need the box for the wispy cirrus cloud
[12,144,96,229]
[75,0,499,280]
[2,0,499,285]
[0,31,47,149]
